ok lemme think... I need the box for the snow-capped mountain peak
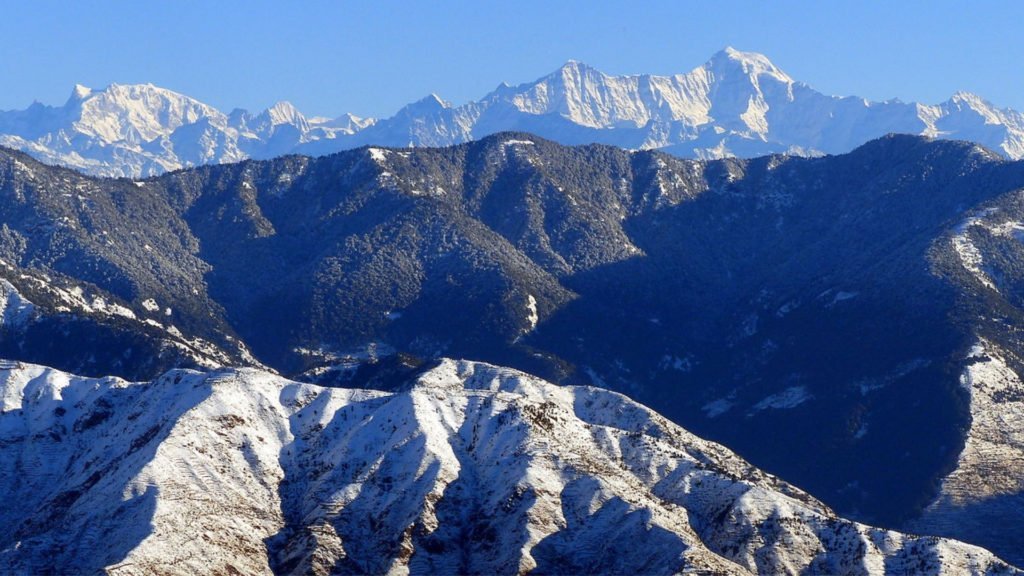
[402,93,452,114]
[68,83,93,103]
[68,82,226,143]
[503,59,656,128]
[705,46,794,84]
[262,100,307,127]
[554,58,602,77]
[310,112,377,134]
[6,49,1024,177]
[947,91,1000,118]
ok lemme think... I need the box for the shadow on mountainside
[0,368,213,572]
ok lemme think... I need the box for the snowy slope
[4,48,1024,177]
[0,84,353,177]
[0,358,1015,574]
[902,198,1024,566]
[350,47,1024,160]
[908,339,1024,566]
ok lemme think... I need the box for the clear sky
[2,0,1023,119]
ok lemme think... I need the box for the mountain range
[3,48,1024,177]
[1,358,1016,574]
[2,131,1024,567]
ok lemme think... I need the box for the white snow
[0,358,1007,574]
[6,50,1024,178]
[952,233,998,292]
[0,269,243,370]
[702,398,734,418]
[830,291,859,304]
[368,147,388,163]
[750,386,811,413]
[856,358,931,396]
[660,355,695,372]
[775,300,799,317]
[912,339,1024,550]
[525,294,538,332]
[0,281,35,326]
[987,220,1024,238]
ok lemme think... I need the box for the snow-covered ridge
[0,358,1014,574]
[4,47,1024,177]
[910,338,1024,567]
[0,83,362,178]
[0,260,261,371]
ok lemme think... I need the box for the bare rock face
[0,359,1016,574]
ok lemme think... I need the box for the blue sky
[2,1,1022,118]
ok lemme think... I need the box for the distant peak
[706,47,792,82]
[263,101,307,126]
[711,46,758,60]
[268,100,300,114]
[557,59,599,74]
[946,92,1001,118]
[537,60,604,88]
[69,84,92,102]
[493,81,514,93]
[97,82,190,100]
[425,93,450,106]
[950,91,986,104]
[407,93,451,111]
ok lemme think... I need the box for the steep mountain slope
[3,134,1024,559]
[5,49,1024,177]
[0,148,258,378]
[902,194,1024,563]
[0,358,1016,574]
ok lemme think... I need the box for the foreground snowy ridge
[0,359,1015,574]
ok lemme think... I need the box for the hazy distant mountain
[0,83,370,177]
[0,358,1015,574]
[4,48,1024,176]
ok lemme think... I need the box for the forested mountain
[2,133,1024,563]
